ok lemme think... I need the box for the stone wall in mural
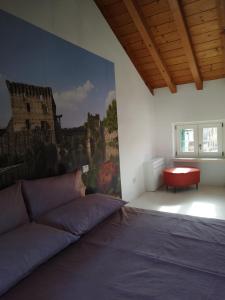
[0,9,121,197]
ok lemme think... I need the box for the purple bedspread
[2,207,225,300]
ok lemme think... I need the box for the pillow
[38,193,127,236]
[22,171,85,220]
[0,222,77,296]
[0,182,29,235]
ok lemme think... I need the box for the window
[26,103,31,112]
[42,103,49,114]
[25,119,30,130]
[175,122,224,158]
[41,121,49,130]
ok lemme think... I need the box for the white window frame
[174,120,224,159]
[198,123,223,158]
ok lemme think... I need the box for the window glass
[202,127,218,153]
[180,128,195,152]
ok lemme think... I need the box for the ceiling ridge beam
[123,0,177,93]
[168,0,203,90]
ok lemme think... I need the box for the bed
[2,205,225,300]
[1,172,225,299]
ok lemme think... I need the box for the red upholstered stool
[164,167,200,192]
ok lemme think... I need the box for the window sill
[173,157,225,162]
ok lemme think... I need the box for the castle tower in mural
[6,80,58,141]
[0,80,63,166]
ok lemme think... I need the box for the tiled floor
[128,185,225,220]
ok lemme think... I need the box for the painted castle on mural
[0,80,120,196]
[0,9,121,197]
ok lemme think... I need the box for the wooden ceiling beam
[169,0,203,90]
[123,0,177,93]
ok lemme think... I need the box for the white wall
[0,0,155,200]
[154,79,225,186]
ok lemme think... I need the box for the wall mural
[0,9,121,197]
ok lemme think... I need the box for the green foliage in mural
[108,138,119,148]
[104,100,118,133]
[25,142,58,178]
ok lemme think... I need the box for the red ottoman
[164,167,200,192]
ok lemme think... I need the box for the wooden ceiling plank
[166,55,188,65]
[174,74,194,81]
[123,0,176,93]
[192,30,221,45]
[182,0,200,5]
[133,48,151,58]
[200,62,225,72]
[149,21,177,37]
[135,56,154,65]
[116,22,137,37]
[125,47,154,94]
[161,48,186,59]
[170,69,192,77]
[167,62,190,71]
[137,61,158,71]
[152,83,167,88]
[183,0,217,17]
[194,39,222,52]
[154,32,180,45]
[199,54,225,65]
[158,40,183,52]
[120,32,142,44]
[141,68,161,76]
[99,1,127,18]
[138,0,157,6]
[217,0,225,63]
[140,1,170,18]
[169,0,203,90]
[196,47,223,59]
[145,68,191,81]
[128,40,146,51]
[202,68,225,79]
[186,8,218,27]
[146,11,172,26]
[108,13,132,27]
[189,20,220,35]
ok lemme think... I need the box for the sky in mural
[0,9,116,128]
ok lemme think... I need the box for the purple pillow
[38,194,127,236]
[0,182,29,235]
[22,172,84,220]
[0,222,77,296]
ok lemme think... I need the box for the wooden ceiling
[95,0,225,94]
